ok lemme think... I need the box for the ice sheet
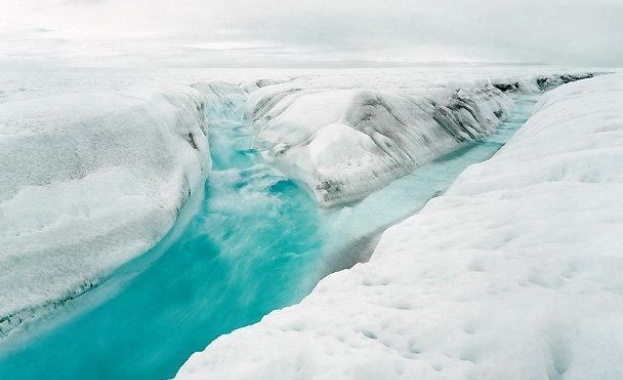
[176,73,623,380]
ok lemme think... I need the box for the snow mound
[176,73,623,379]
[0,87,210,338]
[248,73,593,207]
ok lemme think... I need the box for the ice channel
[0,88,538,380]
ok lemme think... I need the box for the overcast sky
[1,0,622,67]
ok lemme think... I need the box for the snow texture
[0,66,600,341]
[0,66,583,338]
[176,73,623,380]
[248,73,593,207]
[0,82,211,338]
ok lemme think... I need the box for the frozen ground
[176,73,623,379]
[0,80,543,380]
[0,66,603,349]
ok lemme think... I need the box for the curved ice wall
[0,88,211,338]
[248,73,594,207]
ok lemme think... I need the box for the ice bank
[0,87,210,337]
[248,73,593,207]
[176,74,623,380]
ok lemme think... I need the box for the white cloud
[0,0,621,67]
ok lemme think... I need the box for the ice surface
[0,66,600,343]
[0,73,546,380]
[0,74,550,380]
[0,82,324,379]
[248,72,594,206]
[175,73,623,379]
[0,80,211,337]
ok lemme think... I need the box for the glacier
[0,79,325,380]
[0,83,211,337]
[0,67,290,338]
[1,71,572,380]
[175,73,623,379]
[248,73,593,207]
[0,67,590,337]
[0,67,605,379]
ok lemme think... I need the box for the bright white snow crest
[0,85,210,337]
[175,73,623,379]
[248,73,591,206]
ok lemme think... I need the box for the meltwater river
[0,88,538,380]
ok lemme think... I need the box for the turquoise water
[318,96,537,272]
[0,91,537,380]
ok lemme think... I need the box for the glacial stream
[0,91,538,380]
